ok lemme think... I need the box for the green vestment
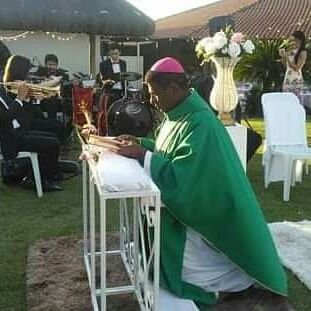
[139,89,287,307]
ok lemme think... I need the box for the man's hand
[115,134,138,146]
[102,79,115,86]
[81,124,98,140]
[116,145,147,163]
[16,82,29,101]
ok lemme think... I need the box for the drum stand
[124,79,129,99]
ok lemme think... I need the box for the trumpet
[0,81,60,99]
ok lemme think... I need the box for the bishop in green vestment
[116,57,291,310]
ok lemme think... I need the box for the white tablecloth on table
[96,153,152,192]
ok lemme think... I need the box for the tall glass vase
[209,56,240,125]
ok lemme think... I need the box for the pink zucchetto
[150,57,185,73]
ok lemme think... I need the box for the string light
[0,30,76,42]
[45,32,76,41]
[0,31,30,41]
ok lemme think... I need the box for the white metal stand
[82,153,161,311]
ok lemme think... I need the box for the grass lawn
[0,119,311,310]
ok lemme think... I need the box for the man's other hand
[16,82,29,101]
[81,124,98,140]
[116,145,147,163]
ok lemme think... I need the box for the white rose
[228,42,241,58]
[213,31,228,49]
[203,37,217,55]
[221,47,228,55]
[243,40,255,54]
[195,37,209,52]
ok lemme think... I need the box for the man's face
[147,82,175,112]
[46,60,58,73]
[109,49,120,62]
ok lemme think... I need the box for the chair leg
[291,160,297,187]
[305,160,309,175]
[30,153,43,198]
[283,156,293,202]
[264,158,272,189]
[296,160,304,183]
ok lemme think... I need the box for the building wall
[2,32,146,83]
[4,32,101,76]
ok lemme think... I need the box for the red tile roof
[233,0,311,38]
[155,0,311,39]
[154,0,258,38]
[195,0,311,38]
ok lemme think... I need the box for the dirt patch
[27,236,139,311]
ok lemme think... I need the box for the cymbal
[120,72,142,82]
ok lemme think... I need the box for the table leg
[82,160,88,257]
[153,194,161,310]
[100,196,107,311]
[90,176,96,298]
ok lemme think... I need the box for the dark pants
[40,97,62,119]
[212,287,294,311]
[30,118,64,142]
[18,131,60,180]
[246,128,262,162]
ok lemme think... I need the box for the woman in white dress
[279,31,307,96]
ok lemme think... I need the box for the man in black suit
[99,44,127,103]
[36,54,68,119]
[0,82,62,191]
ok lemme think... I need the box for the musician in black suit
[36,54,69,81]
[35,54,69,122]
[99,44,127,102]
[0,55,62,191]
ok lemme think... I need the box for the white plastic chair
[0,151,43,198]
[261,92,311,201]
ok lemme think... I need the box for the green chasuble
[139,89,287,307]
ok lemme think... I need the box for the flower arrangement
[195,26,255,62]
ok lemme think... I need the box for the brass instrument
[0,81,60,99]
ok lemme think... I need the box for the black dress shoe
[42,179,63,192]
[51,171,64,181]
[20,176,35,189]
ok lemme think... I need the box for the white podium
[82,148,161,311]
[226,125,248,171]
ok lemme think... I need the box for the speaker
[209,15,235,35]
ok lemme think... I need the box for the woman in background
[280,30,307,96]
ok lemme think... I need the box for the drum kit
[100,71,154,137]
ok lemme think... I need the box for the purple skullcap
[150,57,185,73]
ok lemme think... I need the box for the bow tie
[112,61,119,64]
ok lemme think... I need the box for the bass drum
[107,98,153,137]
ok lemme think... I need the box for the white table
[226,124,248,171]
[82,147,161,311]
